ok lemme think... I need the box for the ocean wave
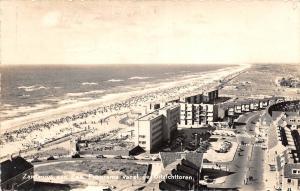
[1,104,51,119]
[81,82,98,86]
[66,90,105,97]
[18,85,48,92]
[128,76,152,80]
[107,79,124,82]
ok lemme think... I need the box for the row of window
[289,119,300,123]
[292,169,300,174]
[139,141,146,144]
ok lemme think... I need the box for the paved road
[212,111,266,190]
[248,144,265,190]
[236,111,265,190]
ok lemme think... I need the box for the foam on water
[1,64,235,122]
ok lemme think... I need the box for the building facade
[282,163,300,191]
[178,89,219,104]
[218,97,285,120]
[203,89,219,103]
[134,104,180,152]
[266,101,300,191]
[179,103,218,127]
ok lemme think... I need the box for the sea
[1,64,233,121]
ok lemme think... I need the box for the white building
[134,104,180,152]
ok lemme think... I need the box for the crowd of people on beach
[0,71,228,161]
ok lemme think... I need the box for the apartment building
[219,97,285,120]
[267,101,300,191]
[178,89,219,104]
[134,104,180,152]
[179,103,218,127]
[181,93,203,104]
[203,89,219,103]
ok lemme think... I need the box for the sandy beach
[0,64,249,159]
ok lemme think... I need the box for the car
[72,153,81,158]
[47,156,56,160]
[206,178,214,183]
[152,157,161,161]
[261,146,267,150]
[257,139,264,143]
[269,165,276,171]
[128,156,137,160]
[114,155,123,159]
[162,148,171,152]
[141,155,152,161]
[96,155,106,159]
[31,158,42,163]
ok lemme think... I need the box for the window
[139,141,146,144]
[139,135,145,138]
[292,169,300,174]
[287,178,291,183]
[293,169,297,174]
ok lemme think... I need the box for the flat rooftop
[161,104,180,111]
[138,104,180,121]
[138,110,161,121]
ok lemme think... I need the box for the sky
[1,0,300,65]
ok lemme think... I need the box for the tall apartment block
[179,103,218,127]
[134,104,180,152]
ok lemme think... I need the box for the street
[212,111,266,190]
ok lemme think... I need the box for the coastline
[1,64,250,134]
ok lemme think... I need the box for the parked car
[128,156,137,160]
[72,153,81,158]
[142,155,151,161]
[96,155,106,159]
[269,165,276,171]
[47,156,56,160]
[152,156,161,161]
[114,155,123,159]
[31,158,42,163]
